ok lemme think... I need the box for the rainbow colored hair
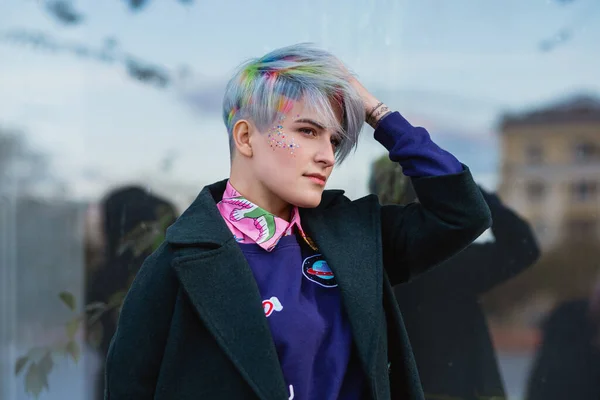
[222,43,365,163]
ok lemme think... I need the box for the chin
[289,191,323,209]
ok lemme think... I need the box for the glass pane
[1,1,599,399]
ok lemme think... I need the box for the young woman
[104,43,491,400]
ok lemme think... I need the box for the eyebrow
[293,118,326,130]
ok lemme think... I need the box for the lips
[304,173,327,185]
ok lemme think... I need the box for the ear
[232,119,254,158]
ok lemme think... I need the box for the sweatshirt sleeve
[373,111,462,177]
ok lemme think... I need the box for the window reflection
[574,141,597,163]
[526,181,546,202]
[571,181,598,202]
[1,1,600,399]
[526,145,544,165]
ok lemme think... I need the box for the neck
[229,171,292,222]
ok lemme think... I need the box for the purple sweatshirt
[217,112,462,399]
[238,236,365,399]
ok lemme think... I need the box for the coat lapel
[166,181,289,400]
[300,195,383,380]
[165,181,383,397]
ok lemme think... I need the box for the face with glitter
[244,98,343,215]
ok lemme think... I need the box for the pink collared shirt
[216,181,311,252]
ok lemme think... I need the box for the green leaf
[84,301,107,313]
[15,355,28,375]
[87,309,105,326]
[38,352,54,380]
[66,340,81,363]
[108,290,126,308]
[88,322,104,349]
[152,231,166,252]
[59,291,76,311]
[117,221,157,257]
[25,362,49,398]
[65,318,81,340]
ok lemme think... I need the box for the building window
[526,144,543,164]
[574,142,597,163]
[526,181,546,202]
[571,181,598,202]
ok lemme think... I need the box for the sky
[1,0,599,210]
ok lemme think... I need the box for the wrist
[366,103,392,128]
[363,94,381,113]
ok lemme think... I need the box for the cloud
[0,52,126,94]
[178,79,227,116]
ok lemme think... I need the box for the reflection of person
[389,183,540,399]
[84,186,177,400]
[592,275,600,342]
[105,43,491,400]
[525,275,600,400]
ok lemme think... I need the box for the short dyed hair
[222,43,365,163]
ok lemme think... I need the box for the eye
[298,127,317,137]
[331,136,342,149]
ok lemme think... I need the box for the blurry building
[498,95,600,250]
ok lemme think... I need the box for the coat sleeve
[380,165,492,285]
[104,243,178,399]
[431,189,540,296]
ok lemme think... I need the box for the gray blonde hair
[222,43,365,163]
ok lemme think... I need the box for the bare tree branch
[38,0,194,25]
[540,0,598,52]
[0,29,189,89]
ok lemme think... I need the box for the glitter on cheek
[267,114,300,156]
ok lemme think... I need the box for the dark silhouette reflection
[395,188,539,399]
[526,277,600,400]
[84,186,177,400]
[369,157,540,399]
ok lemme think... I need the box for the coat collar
[165,179,233,246]
[166,179,381,399]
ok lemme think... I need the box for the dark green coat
[105,167,491,400]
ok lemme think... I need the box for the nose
[314,136,336,167]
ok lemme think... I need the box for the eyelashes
[298,127,341,149]
[298,127,317,137]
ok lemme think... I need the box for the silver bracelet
[367,102,384,121]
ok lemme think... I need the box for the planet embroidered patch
[302,254,337,288]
